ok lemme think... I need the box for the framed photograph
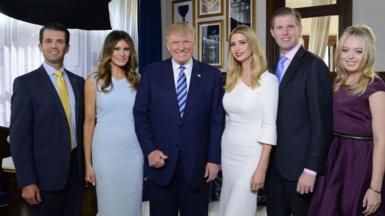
[198,20,224,68]
[172,0,195,26]
[226,0,256,38]
[198,0,224,17]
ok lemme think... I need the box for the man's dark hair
[39,23,70,45]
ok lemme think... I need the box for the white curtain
[0,0,138,126]
[308,0,332,58]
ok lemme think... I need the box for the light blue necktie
[275,56,288,83]
[176,65,187,117]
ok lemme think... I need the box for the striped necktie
[176,65,187,117]
[275,56,288,83]
[54,71,74,150]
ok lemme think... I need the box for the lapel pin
[197,74,201,78]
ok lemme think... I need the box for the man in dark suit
[10,23,84,216]
[134,23,224,216]
[266,7,332,216]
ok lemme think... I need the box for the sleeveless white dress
[219,72,279,216]
[92,77,144,216]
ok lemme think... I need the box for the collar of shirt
[171,58,193,89]
[43,62,66,78]
[281,43,301,73]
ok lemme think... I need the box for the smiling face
[110,39,130,68]
[270,14,302,54]
[166,30,195,65]
[340,36,364,74]
[39,29,69,68]
[230,33,252,64]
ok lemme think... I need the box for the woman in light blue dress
[83,30,143,216]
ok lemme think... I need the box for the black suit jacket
[134,58,225,189]
[274,46,332,181]
[10,66,85,191]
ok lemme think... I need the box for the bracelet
[369,187,381,194]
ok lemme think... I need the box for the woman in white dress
[219,25,279,216]
[83,31,143,216]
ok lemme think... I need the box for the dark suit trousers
[29,149,83,216]
[266,158,310,216]
[149,155,209,216]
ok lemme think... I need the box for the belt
[333,132,373,140]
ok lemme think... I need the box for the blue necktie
[176,65,187,117]
[275,56,288,83]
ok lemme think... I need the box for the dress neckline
[112,76,126,81]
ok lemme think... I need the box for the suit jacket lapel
[279,46,306,99]
[182,59,202,122]
[38,66,67,120]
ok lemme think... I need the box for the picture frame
[226,0,256,39]
[172,0,195,26]
[198,20,224,68]
[198,0,224,18]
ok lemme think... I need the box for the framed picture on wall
[198,20,224,68]
[226,0,256,38]
[198,0,224,17]
[172,0,195,26]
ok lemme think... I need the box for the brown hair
[270,7,302,29]
[96,30,139,92]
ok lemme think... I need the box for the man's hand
[204,162,220,182]
[148,150,168,168]
[22,184,41,205]
[296,171,316,194]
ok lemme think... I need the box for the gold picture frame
[198,20,224,68]
[198,0,224,18]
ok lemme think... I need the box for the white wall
[353,0,385,71]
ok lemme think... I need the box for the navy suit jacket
[274,46,332,181]
[134,58,224,189]
[10,66,85,191]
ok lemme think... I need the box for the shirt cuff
[304,168,317,176]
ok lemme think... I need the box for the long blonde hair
[225,25,267,92]
[334,24,377,95]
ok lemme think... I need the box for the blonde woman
[219,25,279,216]
[309,25,385,216]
